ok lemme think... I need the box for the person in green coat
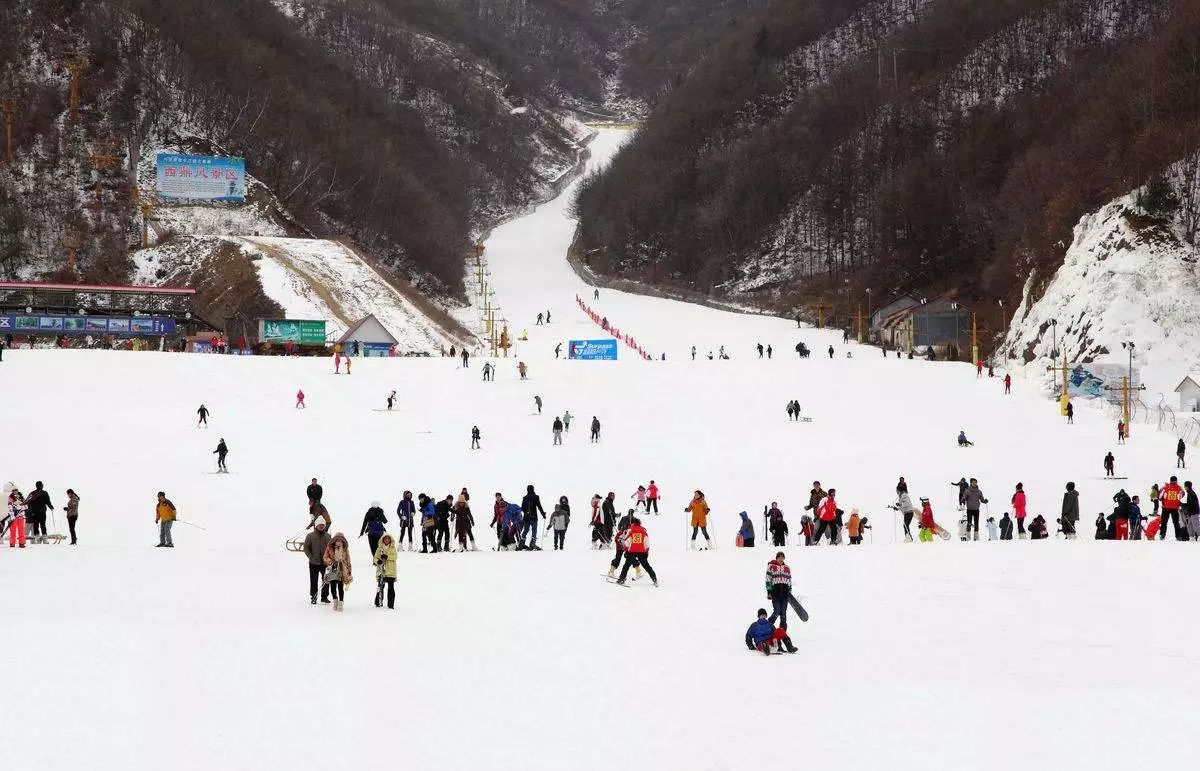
[373,533,397,609]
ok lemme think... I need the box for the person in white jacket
[4,482,28,548]
[896,490,916,543]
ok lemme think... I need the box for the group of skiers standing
[2,481,80,546]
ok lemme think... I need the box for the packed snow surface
[3,130,1198,771]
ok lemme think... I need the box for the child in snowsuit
[1028,514,1049,540]
[745,609,796,656]
[632,485,647,509]
[549,502,569,550]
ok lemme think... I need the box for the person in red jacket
[811,489,838,545]
[1160,476,1185,540]
[1012,483,1027,538]
[295,389,306,409]
[615,517,657,586]
[1004,373,1012,394]
[646,480,660,514]
[918,498,938,542]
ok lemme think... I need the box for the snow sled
[27,534,66,544]
[285,531,306,553]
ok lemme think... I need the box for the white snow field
[3,129,1199,771]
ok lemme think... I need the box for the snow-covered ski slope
[3,129,1199,771]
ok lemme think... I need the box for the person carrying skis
[359,501,388,557]
[552,416,563,445]
[896,488,915,542]
[397,491,416,551]
[1103,451,1116,478]
[213,439,229,472]
[590,416,601,443]
[812,489,838,545]
[1060,482,1080,540]
[1160,476,1184,540]
[64,488,80,545]
[197,404,210,427]
[154,491,176,548]
[615,517,657,586]
[24,480,53,544]
[296,389,306,409]
[454,494,476,551]
[373,533,397,609]
[737,512,755,547]
[549,499,569,550]
[745,609,795,656]
[4,483,27,548]
[686,490,712,548]
[323,532,352,611]
[304,520,332,604]
[1178,438,1187,469]
[521,484,546,550]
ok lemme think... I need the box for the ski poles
[175,519,207,530]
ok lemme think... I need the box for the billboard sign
[259,319,327,345]
[1066,363,1141,398]
[567,339,618,361]
[156,153,246,201]
[0,315,176,336]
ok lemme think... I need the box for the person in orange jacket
[685,491,712,549]
[155,491,177,548]
[1160,476,1185,540]
[847,510,862,545]
[812,489,838,544]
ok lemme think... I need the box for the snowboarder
[454,494,476,551]
[461,349,470,367]
[4,483,27,548]
[304,520,332,604]
[1160,476,1184,540]
[745,609,795,656]
[471,425,481,449]
[1003,374,1012,394]
[24,481,53,544]
[296,389,306,409]
[552,416,564,445]
[686,490,712,548]
[323,532,352,611]
[373,533,397,609]
[957,430,974,447]
[646,480,660,514]
[1178,438,1187,469]
[1060,482,1080,540]
[521,484,546,550]
[737,512,755,547]
[1066,401,1074,424]
[386,390,396,410]
[590,416,601,443]
[213,439,229,472]
[549,499,569,550]
[397,491,416,551]
[359,501,388,557]
[154,491,176,548]
[1103,451,1115,478]
[64,488,79,545]
[196,404,210,427]
[615,517,657,586]
[812,490,839,544]
[562,411,572,432]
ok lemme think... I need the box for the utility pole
[856,305,864,343]
[1,98,14,164]
[85,141,121,209]
[135,187,156,247]
[971,312,978,365]
[1045,353,1077,416]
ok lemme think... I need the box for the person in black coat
[25,481,54,543]
[359,502,388,556]
[306,478,323,512]
[434,495,454,551]
[520,485,546,549]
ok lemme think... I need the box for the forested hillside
[573,0,1200,327]
[0,0,626,303]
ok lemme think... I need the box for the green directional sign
[259,319,327,344]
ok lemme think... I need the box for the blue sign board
[156,153,246,202]
[0,315,176,336]
[568,339,618,360]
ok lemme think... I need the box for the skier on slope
[646,480,660,514]
[614,516,657,586]
[686,490,712,549]
[745,608,795,656]
[549,498,570,550]
[520,484,546,550]
[999,511,1014,540]
[1060,482,1080,540]
[481,362,493,382]
[4,483,27,548]
[1004,373,1012,394]
[632,485,647,510]
[296,389,306,409]
[590,495,606,549]
[804,482,826,518]
[386,391,396,410]
[397,491,416,551]
[154,491,177,548]
[196,404,210,427]
[359,501,387,557]
[766,502,787,547]
[950,477,968,507]
[1178,438,1187,469]
[461,349,470,367]
[213,439,229,472]
[518,361,527,379]
[607,509,638,578]
[601,492,617,545]
[1103,451,1116,478]
[1160,476,1184,540]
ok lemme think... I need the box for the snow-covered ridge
[1003,154,1200,401]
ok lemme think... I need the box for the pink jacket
[1012,491,1027,519]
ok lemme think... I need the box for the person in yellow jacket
[155,491,177,548]
[373,533,397,609]
[686,490,712,549]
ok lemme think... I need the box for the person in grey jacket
[1060,482,1080,539]
[963,479,987,540]
[304,521,332,604]
[896,490,916,542]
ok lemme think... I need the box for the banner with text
[0,315,176,336]
[156,153,246,201]
[258,319,327,345]
[568,339,618,360]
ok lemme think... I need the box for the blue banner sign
[568,339,618,360]
[156,153,246,202]
[0,315,176,336]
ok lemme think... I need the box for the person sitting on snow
[957,431,974,447]
[744,608,796,656]
[1028,514,1049,540]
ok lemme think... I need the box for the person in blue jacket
[419,494,439,553]
[501,502,523,550]
[737,512,755,547]
[957,431,974,447]
[396,491,416,551]
[744,609,795,656]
